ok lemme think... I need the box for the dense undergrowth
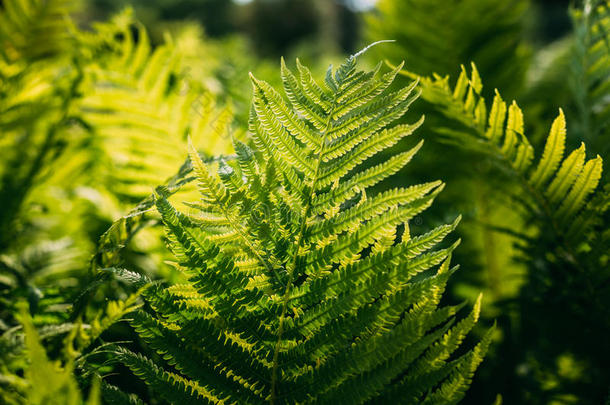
[0,0,609,404]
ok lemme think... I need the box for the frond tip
[352,39,397,59]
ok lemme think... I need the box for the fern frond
[77,11,235,201]
[407,63,605,239]
[118,52,490,404]
[7,308,100,405]
[114,347,222,405]
[100,382,144,405]
[405,61,610,403]
[0,0,90,333]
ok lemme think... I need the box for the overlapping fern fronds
[0,300,148,405]
[0,4,239,335]
[0,0,82,243]
[111,50,492,404]
[77,9,234,201]
[0,272,147,405]
[4,310,97,405]
[0,0,76,63]
[0,0,92,332]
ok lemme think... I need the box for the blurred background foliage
[1,0,609,404]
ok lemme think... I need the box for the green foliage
[4,1,609,404]
[113,53,492,404]
[0,0,77,63]
[0,4,237,403]
[365,0,531,96]
[411,63,604,233]
[77,9,235,201]
[364,0,536,331]
[166,22,281,127]
[0,282,145,404]
[0,0,237,328]
[404,62,610,403]
[0,307,102,405]
[367,0,610,399]
[570,0,610,157]
[0,0,92,334]
[0,0,78,240]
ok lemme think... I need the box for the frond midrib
[269,71,342,404]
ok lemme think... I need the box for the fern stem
[270,82,339,404]
[477,184,501,299]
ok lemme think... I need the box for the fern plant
[403,63,609,403]
[110,49,492,404]
[66,9,240,282]
[0,5,238,401]
[0,0,77,63]
[409,63,604,233]
[5,309,99,405]
[0,0,93,334]
[0,267,147,404]
[0,3,239,313]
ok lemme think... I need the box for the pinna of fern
[110,46,493,404]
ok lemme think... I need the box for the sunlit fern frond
[112,50,492,404]
[0,1,84,254]
[0,0,81,207]
[0,307,101,405]
[77,9,235,201]
[403,62,610,402]
[406,63,604,242]
[0,2,101,346]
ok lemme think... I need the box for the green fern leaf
[405,63,605,238]
[116,51,490,404]
[0,0,76,63]
[77,10,235,200]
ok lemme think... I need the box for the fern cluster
[2,0,609,404]
[411,63,604,233]
[0,2,236,401]
[77,9,235,200]
[364,2,610,399]
[0,0,236,323]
